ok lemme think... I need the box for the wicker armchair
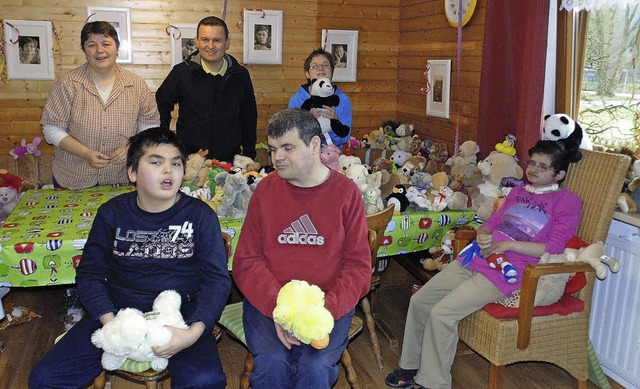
[457,149,630,389]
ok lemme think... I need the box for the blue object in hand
[459,240,481,266]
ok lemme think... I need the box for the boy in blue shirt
[30,128,231,388]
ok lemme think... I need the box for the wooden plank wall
[0,0,401,157]
[396,0,485,150]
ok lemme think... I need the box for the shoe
[385,368,418,388]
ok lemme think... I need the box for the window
[576,3,640,150]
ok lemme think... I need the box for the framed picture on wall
[169,24,197,67]
[243,10,283,65]
[426,59,451,118]
[3,19,55,80]
[86,6,132,64]
[321,29,358,82]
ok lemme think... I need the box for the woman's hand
[480,240,510,258]
[321,105,337,120]
[85,150,111,169]
[152,322,205,358]
[109,145,128,165]
[274,322,301,350]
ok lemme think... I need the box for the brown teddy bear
[475,151,524,221]
[425,143,450,175]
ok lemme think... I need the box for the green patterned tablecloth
[377,208,480,259]
[0,186,477,287]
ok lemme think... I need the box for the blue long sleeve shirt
[76,191,231,331]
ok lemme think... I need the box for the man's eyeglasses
[309,62,331,70]
[525,160,555,173]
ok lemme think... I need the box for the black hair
[127,128,187,173]
[197,16,229,40]
[528,139,582,175]
[265,109,321,146]
[80,21,120,50]
[303,48,335,75]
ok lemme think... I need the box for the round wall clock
[444,0,477,28]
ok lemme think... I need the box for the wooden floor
[0,257,618,389]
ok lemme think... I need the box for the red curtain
[477,2,550,161]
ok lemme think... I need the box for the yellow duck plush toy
[272,280,334,349]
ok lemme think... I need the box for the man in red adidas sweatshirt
[233,108,371,388]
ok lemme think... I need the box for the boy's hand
[152,322,205,358]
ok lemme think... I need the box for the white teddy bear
[91,290,188,372]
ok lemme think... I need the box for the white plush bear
[91,290,188,372]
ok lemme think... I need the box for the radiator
[589,218,640,389]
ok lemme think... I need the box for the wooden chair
[457,149,631,389]
[92,232,233,389]
[220,229,378,389]
[362,204,395,369]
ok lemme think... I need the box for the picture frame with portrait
[243,9,283,65]
[426,59,451,118]
[169,24,198,67]
[321,30,358,82]
[3,19,55,80]
[86,6,132,64]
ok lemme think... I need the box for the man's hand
[274,322,301,350]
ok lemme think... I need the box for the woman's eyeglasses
[525,160,554,173]
[309,62,331,70]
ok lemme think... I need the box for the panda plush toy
[542,113,593,151]
[301,78,350,145]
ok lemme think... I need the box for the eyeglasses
[525,160,555,173]
[309,62,331,70]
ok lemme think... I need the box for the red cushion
[482,235,590,319]
[563,236,589,294]
[483,294,585,318]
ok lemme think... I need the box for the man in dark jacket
[156,16,258,162]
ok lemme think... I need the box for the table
[0,186,478,287]
[0,186,245,287]
[375,207,479,258]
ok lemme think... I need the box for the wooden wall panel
[0,0,483,160]
[397,0,485,155]
[1,0,400,154]
[317,0,400,139]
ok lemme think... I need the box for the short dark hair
[197,16,229,40]
[127,128,187,173]
[265,109,322,146]
[303,48,335,75]
[80,21,120,50]
[528,139,582,175]
[19,36,38,48]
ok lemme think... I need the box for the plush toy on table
[272,280,334,349]
[385,184,410,215]
[495,134,517,157]
[320,144,341,171]
[0,170,24,223]
[214,171,252,219]
[9,137,42,159]
[300,78,350,146]
[90,290,188,372]
[618,159,640,214]
[363,171,385,215]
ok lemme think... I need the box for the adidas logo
[278,214,325,246]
